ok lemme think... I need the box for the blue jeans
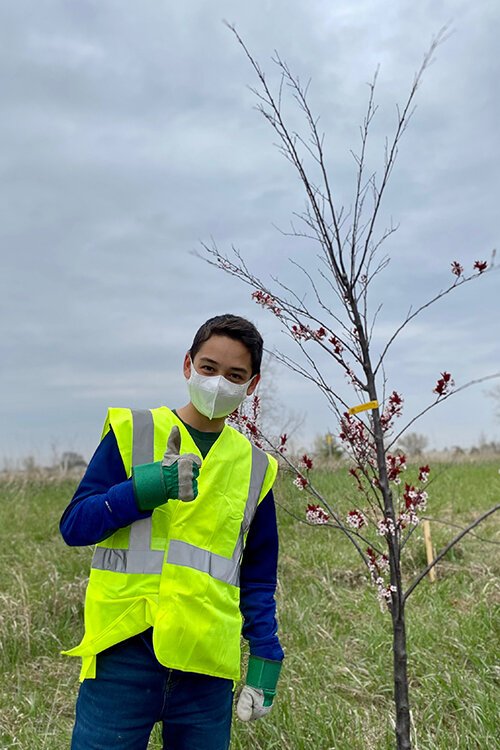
[71,630,233,750]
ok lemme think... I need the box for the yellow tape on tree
[348,400,379,415]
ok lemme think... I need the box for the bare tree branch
[387,372,500,451]
[404,504,500,600]
[421,515,500,546]
[352,28,449,288]
[374,267,498,376]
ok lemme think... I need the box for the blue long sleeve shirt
[60,427,284,662]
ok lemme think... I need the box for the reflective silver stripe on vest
[92,409,164,575]
[167,443,269,587]
[167,537,243,588]
[92,547,164,575]
[131,409,155,464]
[244,444,270,533]
[128,410,158,559]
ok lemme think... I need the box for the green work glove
[236,656,282,722]
[132,426,202,511]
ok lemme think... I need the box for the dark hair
[189,314,263,375]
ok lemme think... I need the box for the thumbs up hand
[162,426,202,502]
[132,426,202,511]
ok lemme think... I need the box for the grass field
[0,463,498,749]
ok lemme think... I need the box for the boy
[60,314,283,750]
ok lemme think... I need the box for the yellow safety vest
[63,407,278,682]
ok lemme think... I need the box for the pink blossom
[328,335,344,355]
[376,579,397,608]
[403,483,428,512]
[398,483,428,527]
[380,391,404,431]
[345,367,359,387]
[313,327,327,340]
[293,474,308,490]
[291,323,313,341]
[306,504,329,525]
[377,517,396,537]
[366,548,394,608]
[398,509,420,528]
[366,548,390,578]
[251,290,281,316]
[418,464,430,483]
[379,554,390,572]
[473,260,488,273]
[451,261,464,277]
[433,371,454,397]
[300,454,314,471]
[340,413,377,465]
[228,408,264,449]
[386,453,407,483]
[389,391,403,408]
[278,433,288,455]
[346,509,366,529]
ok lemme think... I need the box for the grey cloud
[1,0,499,462]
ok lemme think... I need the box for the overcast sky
[1,0,499,465]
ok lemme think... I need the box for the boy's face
[183,334,260,394]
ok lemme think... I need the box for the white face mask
[187,362,253,419]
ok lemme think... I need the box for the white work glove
[236,686,272,722]
[161,426,202,502]
[132,426,202,511]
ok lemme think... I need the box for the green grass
[0,464,498,749]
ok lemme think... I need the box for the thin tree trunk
[361,327,412,749]
[393,607,411,749]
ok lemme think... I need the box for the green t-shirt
[173,411,222,459]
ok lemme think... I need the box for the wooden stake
[422,520,436,582]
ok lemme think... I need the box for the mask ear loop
[245,373,260,397]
